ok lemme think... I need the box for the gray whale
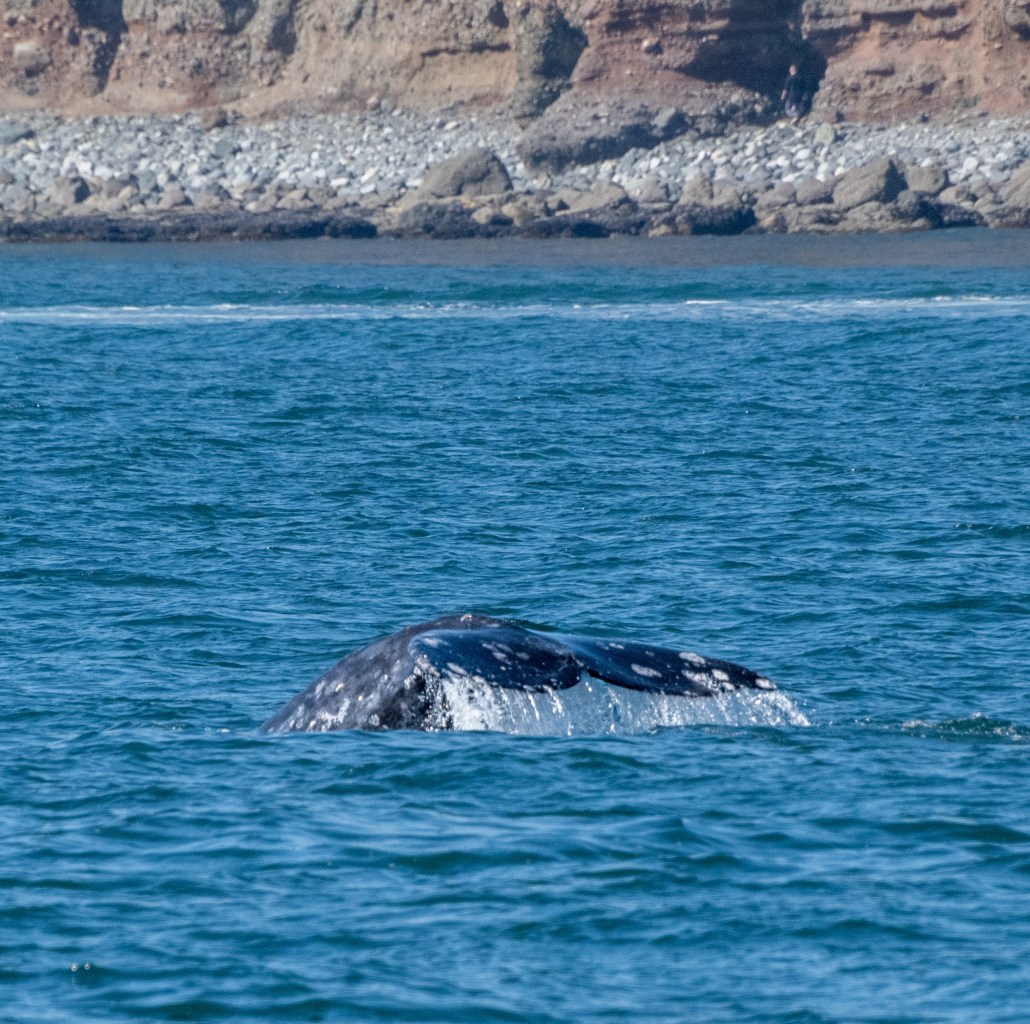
[262,613,776,733]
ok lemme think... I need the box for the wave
[1,295,1028,326]
[900,713,1030,743]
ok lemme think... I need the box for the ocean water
[2,233,1028,1023]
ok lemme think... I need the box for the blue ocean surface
[1,233,1028,1023]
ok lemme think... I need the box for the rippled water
[2,235,1028,1023]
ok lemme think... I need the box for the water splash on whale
[436,674,809,735]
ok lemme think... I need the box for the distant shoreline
[2,109,1028,244]
[7,229,1030,269]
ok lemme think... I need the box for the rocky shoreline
[2,106,1029,242]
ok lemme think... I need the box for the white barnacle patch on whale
[679,651,706,667]
[631,663,663,679]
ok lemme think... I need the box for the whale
[261,613,776,733]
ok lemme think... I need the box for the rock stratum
[2,0,1029,122]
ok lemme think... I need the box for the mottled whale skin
[261,613,776,733]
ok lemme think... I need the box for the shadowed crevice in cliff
[70,0,126,91]
[512,3,588,120]
[679,0,824,104]
[242,0,298,58]
[220,0,259,33]
[1004,0,1030,36]
[267,9,297,56]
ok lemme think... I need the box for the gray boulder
[1,184,34,216]
[905,163,948,196]
[1003,161,1030,208]
[518,214,610,239]
[928,201,986,228]
[50,176,90,207]
[471,205,514,229]
[550,181,631,215]
[673,203,755,236]
[500,194,550,227]
[158,184,191,210]
[675,177,750,211]
[893,190,931,221]
[519,107,660,175]
[0,123,34,147]
[983,204,1030,229]
[676,175,713,206]
[974,194,1001,217]
[420,148,512,199]
[102,174,139,199]
[199,107,232,132]
[976,163,1030,228]
[779,205,844,233]
[712,183,748,207]
[628,175,669,205]
[814,123,837,146]
[755,181,796,213]
[395,201,480,239]
[938,183,972,206]
[963,176,995,201]
[833,158,905,210]
[652,107,688,138]
[794,177,834,205]
[841,200,907,232]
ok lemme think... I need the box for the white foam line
[0,296,1026,326]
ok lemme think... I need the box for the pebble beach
[2,107,1029,240]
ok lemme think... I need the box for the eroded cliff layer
[2,0,1029,119]
[805,0,1030,118]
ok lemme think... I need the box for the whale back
[411,625,581,692]
[261,614,777,733]
[261,613,505,733]
[557,635,776,696]
[262,613,582,733]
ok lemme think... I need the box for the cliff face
[804,0,1030,118]
[1,0,1028,119]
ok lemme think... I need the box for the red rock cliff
[1,0,1028,119]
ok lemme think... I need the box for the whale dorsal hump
[410,624,582,692]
